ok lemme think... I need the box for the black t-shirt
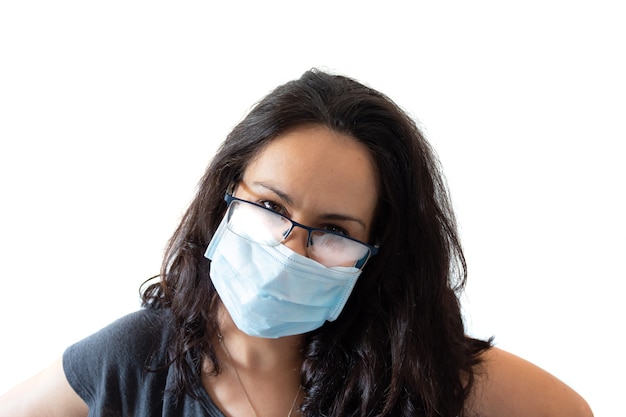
[63,308,225,417]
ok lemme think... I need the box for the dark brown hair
[142,69,491,417]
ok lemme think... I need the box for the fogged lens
[309,231,371,267]
[227,200,288,246]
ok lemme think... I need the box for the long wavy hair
[142,69,491,417]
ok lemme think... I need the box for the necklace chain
[219,334,301,417]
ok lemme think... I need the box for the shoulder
[0,309,173,417]
[66,307,170,359]
[92,307,170,340]
[65,307,171,369]
[465,347,593,417]
[63,308,172,406]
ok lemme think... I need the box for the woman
[0,69,592,416]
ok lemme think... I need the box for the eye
[259,200,287,216]
[320,224,350,237]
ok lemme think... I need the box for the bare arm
[0,357,88,417]
[467,347,593,417]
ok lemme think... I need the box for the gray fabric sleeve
[62,309,168,416]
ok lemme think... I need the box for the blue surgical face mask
[204,213,362,338]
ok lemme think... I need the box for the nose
[281,224,311,258]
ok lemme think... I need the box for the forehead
[242,125,379,222]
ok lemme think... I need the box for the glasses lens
[226,198,372,268]
[309,231,371,268]
[226,200,289,246]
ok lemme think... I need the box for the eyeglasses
[223,193,379,269]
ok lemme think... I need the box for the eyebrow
[253,181,367,230]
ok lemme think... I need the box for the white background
[1,2,624,415]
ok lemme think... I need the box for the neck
[203,306,305,417]
[215,305,304,373]
[203,306,304,417]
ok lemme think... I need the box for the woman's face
[235,125,379,259]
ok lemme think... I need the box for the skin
[466,348,593,417]
[0,125,593,416]
[204,125,379,416]
[0,357,88,417]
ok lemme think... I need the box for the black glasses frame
[224,193,379,267]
